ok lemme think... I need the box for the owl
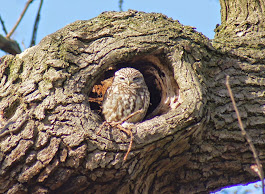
[102,67,150,123]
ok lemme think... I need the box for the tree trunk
[0,2,265,193]
[215,0,265,62]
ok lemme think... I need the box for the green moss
[8,58,23,82]
[67,64,79,74]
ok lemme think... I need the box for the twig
[124,132,133,161]
[226,75,264,194]
[117,109,143,124]
[21,40,27,50]
[119,0,123,11]
[6,0,34,39]
[0,15,8,35]
[117,124,133,161]
[30,0,43,47]
[97,109,143,134]
[97,109,143,160]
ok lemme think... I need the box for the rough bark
[215,0,265,62]
[0,4,264,194]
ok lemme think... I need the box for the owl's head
[113,67,146,87]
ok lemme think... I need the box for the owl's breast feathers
[102,68,150,123]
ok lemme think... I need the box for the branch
[0,15,8,35]
[119,0,123,11]
[226,75,264,194]
[0,34,21,54]
[6,0,34,39]
[30,0,43,47]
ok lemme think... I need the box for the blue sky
[0,0,221,56]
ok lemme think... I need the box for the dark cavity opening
[88,55,179,121]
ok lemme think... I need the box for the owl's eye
[133,77,141,82]
[119,77,125,80]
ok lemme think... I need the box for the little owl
[102,67,150,123]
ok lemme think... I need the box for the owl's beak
[127,81,132,85]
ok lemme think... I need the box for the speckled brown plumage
[102,67,150,123]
